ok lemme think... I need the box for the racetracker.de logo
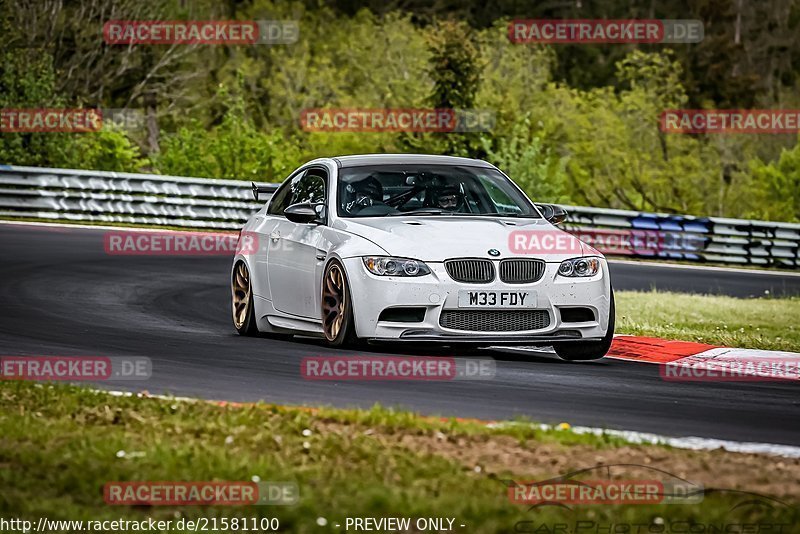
[661,357,800,382]
[0,356,151,381]
[104,230,257,256]
[300,108,495,133]
[661,110,800,134]
[0,108,102,133]
[104,482,298,505]
[567,228,706,256]
[508,230,585,255]
[508,19,703,44]
[103,20,299,45]
[301,356,495,381]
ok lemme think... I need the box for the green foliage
[516,51,745,215]
[0,48,65,167]
[252,8,431,128]
[615,49,687,110]
[1,1,798,221]
[427,20,481,110]
[476,20,554,126]
[750,138,800,222]
[153,86,302,180]
[402,19,483,157]
[482,115,567,203]
[55,126,147,173]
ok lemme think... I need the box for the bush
[482,115,568,203]
[153,88,303,181]
[749,138,800,222]
[54,126,148,173]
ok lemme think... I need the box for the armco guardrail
[562,206,799,269]
[0,165,797,268]
[0,165,276,230]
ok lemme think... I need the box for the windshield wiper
[467,213,540,218]
[388,208,455,216]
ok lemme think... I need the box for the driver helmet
[432,185,463,211]
[344,176,384,213]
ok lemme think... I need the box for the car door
[267,168,328,318]
[250,169,303,300]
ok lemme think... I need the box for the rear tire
[232,261,259,336]
[321,260,357,347]
[553,289,615,361]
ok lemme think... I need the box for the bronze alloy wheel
[321,262,348,342]
[232,262,251,330]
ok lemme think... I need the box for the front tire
[321,260,357,347]
[553,289,615,361]
[232,261,258,336]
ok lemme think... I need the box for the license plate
[457,290,537,308]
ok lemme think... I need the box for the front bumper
[343,257,612,344]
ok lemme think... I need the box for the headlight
[363,256,431,277]
[557,257,600,277]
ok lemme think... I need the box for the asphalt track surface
[1,223,798,446]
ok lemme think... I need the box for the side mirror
[284,203,322,224]
[535,203,568,225]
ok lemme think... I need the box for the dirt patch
[317,420,799,502]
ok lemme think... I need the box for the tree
[153,82,302,180]
[750,137,800,221]
[401,19,483,156]
[482,114,568,203]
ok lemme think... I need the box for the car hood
[333,216,590,262]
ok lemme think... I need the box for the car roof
[332,154,495,169]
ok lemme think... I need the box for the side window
[292,170,327,205]
[267,171,304,216]
[266,168,328,217]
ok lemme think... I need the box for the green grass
[1,382,796,533]
[617,290,800,352]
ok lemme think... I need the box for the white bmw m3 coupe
[231,154,614,360]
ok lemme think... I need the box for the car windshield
[336,164,540,218]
